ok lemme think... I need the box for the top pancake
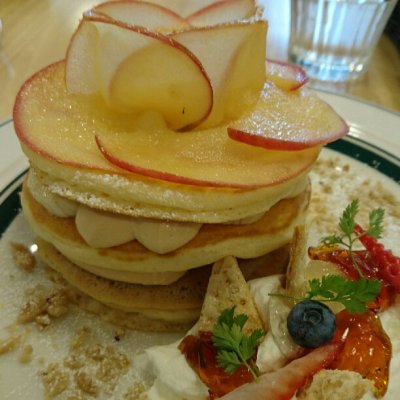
[15,61,318,223]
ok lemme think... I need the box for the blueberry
[287,300,336,348]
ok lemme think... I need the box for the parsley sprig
[305,275,380,313]
[271,200,383,313]
[212,306,263,380]
[322,199,384,278]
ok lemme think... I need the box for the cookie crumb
[74,371,98,396]
[0,335,20,355]
[123,381,146,400]
[10,242,36,272]
[19,344,33,363]
[40,363,69,397]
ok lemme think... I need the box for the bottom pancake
[38,239,290,332]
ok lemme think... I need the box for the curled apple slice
[266,59,308,91]
[95,121,320,188]
[93,0,189,31]
[143,0,223,17]
[228,82,349,150]
[187,0,257,26]
[173,19,266,128]
[66,15,213,130]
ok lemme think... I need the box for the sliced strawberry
[220,342,341,400]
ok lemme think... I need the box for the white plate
[0,93,399,399]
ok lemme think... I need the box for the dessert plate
[0,92,399,399]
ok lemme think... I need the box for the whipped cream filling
[27,167,309,254]
[28,172,286,254]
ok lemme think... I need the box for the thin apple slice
[187,0,257,26]
[66,15,213,130]
[172,19,266,129]
[95,122,320,189]
[143,0,223,17]
[14,62,124,171]
[65,19,99,95]
[228,82,349,150]
[93,0,189,31]
[266,59,308,91]
[14,61,319,188]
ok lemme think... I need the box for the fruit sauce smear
[309,231,399,397]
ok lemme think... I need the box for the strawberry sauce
[308,245,396,311]
[179,331,253,399]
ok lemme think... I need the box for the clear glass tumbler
[289,0,398,81]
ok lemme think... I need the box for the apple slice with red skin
[66,14,213,130]
[93,0,189,30]
[95,123,320,189]
[14,62,125,172]
[228,81,349,151]
[14,61,319,188]
[266,59,308,91]
[187,0,257,26]
[220,342,342,400]
[172,19,266,129]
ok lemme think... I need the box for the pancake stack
[13,0,347,331]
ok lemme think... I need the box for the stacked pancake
[13,0,347,331]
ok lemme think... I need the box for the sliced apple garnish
[95,124,320,189]
[143,0,223,17]
[187,0,257,26]
[15,61,319,188]
[228,81,349,151]
[65,19,99,95]
[172,19,266,129]
[93,0,189,31]
[266,59,308,91]
[66,15,213,130]
[222,20,267,120]
[15,62,125,171]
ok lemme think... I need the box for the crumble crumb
[19,344,33,364]
[70,326,91,351]
[40,363,69,398]
[62,327,130,396]
[10,242,36,272]
[74,371,98,396]
[0,335,20,355]
[18,284,69,326]
[67,392,88,400]
[123,381,147,400]
[64,354,85,370]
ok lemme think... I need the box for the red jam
[179,331,253,399]
[308,245,396,311]
[355,224,400,292]
[330,309,392,397]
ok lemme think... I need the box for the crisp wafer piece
[286,225,309,297]
[198,256,263,334]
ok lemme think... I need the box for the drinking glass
[289,0,399,81]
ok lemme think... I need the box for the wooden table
[1,0,399,123]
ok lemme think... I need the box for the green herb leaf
[367,207,385,239]
[212,306,263,380]
[271,201,385,317]
[305,275,381,313]
[321,234,343,246]
[339,199,359,237]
